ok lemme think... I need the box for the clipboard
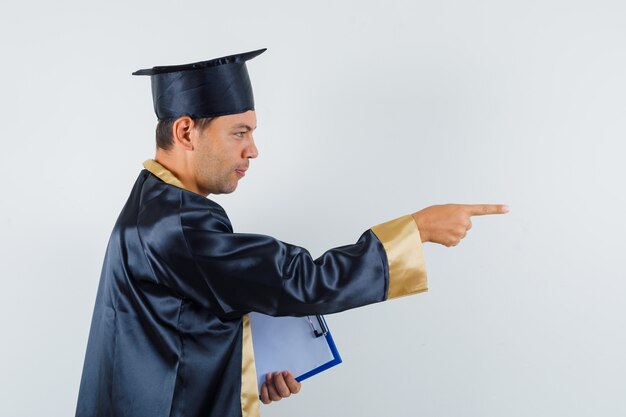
[249,313,342,391]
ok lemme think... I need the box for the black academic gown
[76,160,427,417]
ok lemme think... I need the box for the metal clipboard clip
[306,315,328,338]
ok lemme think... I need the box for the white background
[1,1,625,416]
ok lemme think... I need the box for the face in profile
[192,110,259,195]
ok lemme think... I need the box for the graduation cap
[133,48,266,120]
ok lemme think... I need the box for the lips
[235,168,247,178]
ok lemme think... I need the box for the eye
[234,131,245,138]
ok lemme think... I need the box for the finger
[260,383,271,404]
[447,233,461,247]
[265,373,281,402]
[466,204,509,216]
[272,371,291,397]
[282,371,301,394]
[266,374,282,401]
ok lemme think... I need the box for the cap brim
[132,48,267,76]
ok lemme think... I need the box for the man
[76,48,508,417]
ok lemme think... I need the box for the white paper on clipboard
[249,312,341,392]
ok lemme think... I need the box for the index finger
[465,204,509,216]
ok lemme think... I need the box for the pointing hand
[412,204,509,247]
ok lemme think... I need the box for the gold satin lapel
[241,314,260,417]
[371,215,428,299]
[143,159,187,190]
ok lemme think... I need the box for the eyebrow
[232,123,257,131]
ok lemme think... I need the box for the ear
[172,116,194,151]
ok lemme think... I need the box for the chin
[216,182,238,195]
[201,178,239,195]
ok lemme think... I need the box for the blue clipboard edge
[295,316,342,382]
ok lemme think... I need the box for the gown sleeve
[139,191,427,318]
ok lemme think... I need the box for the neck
[154,149,205,196]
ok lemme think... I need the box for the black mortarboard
[133,48,266,120]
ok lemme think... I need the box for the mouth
[235,168,247,178]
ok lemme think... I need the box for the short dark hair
[155,117,214,151]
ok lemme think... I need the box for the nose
[243,137,259,159]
